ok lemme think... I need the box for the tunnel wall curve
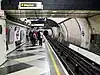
[59,23,68,41]
[51,27,59,38]
[60,18,81,46]
[58,18,91,49]
[76,18,91,49]
[46,18,91,49]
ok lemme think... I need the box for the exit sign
[18,2,43,9]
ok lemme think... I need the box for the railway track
[46,36,100,75]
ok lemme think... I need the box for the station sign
[27,18,47,21]
[31,24,44,27]
[18,2,43,9]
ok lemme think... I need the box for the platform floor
[0,41,68,75]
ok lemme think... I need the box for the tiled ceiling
[5,10,100,18]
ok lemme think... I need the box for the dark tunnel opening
[43,30,48,36]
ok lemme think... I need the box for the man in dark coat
[37,31,43,46]
[29,31,33,45]
[29,31,36,46]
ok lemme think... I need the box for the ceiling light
[52,11,57,13]
[51,14,55,16]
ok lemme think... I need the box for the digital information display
[18,2,43,9]
[20,3,37,7]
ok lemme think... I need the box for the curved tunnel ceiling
[44,19,59,27]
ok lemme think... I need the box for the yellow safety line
[48,43,61,75]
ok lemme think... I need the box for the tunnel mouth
[44,19,59,27]
[43,30,48,36]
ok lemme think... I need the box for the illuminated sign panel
[31,24,44,27]
[21,3,36,7]
[19,2,43,9]
[27,18,46,21]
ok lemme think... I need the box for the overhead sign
[31,24,44,27]
[18,2,43,9]
[27,18,46,21]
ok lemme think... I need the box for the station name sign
[18,2,43,9]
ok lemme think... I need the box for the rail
[46,36,100,75]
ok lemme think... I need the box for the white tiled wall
[63,18,81,45]
[52,27,59,38]
[6,22,27,54]
[0,19,7,65]
[76,18,91,49]
[57,18,91,49]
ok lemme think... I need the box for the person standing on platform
[34,31,38,44]
[37,31,43,46]
[32,31,37,46]
[37,31,40,44]
[26,29,29,42]
[29,30,33,45]
[40,31,43,46]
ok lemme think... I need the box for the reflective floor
[0,41,68,75]
[0,42,51,75]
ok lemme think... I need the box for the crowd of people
[27,29,43,46]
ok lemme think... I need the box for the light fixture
[52,11,57,13]
[51,14,55,16]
